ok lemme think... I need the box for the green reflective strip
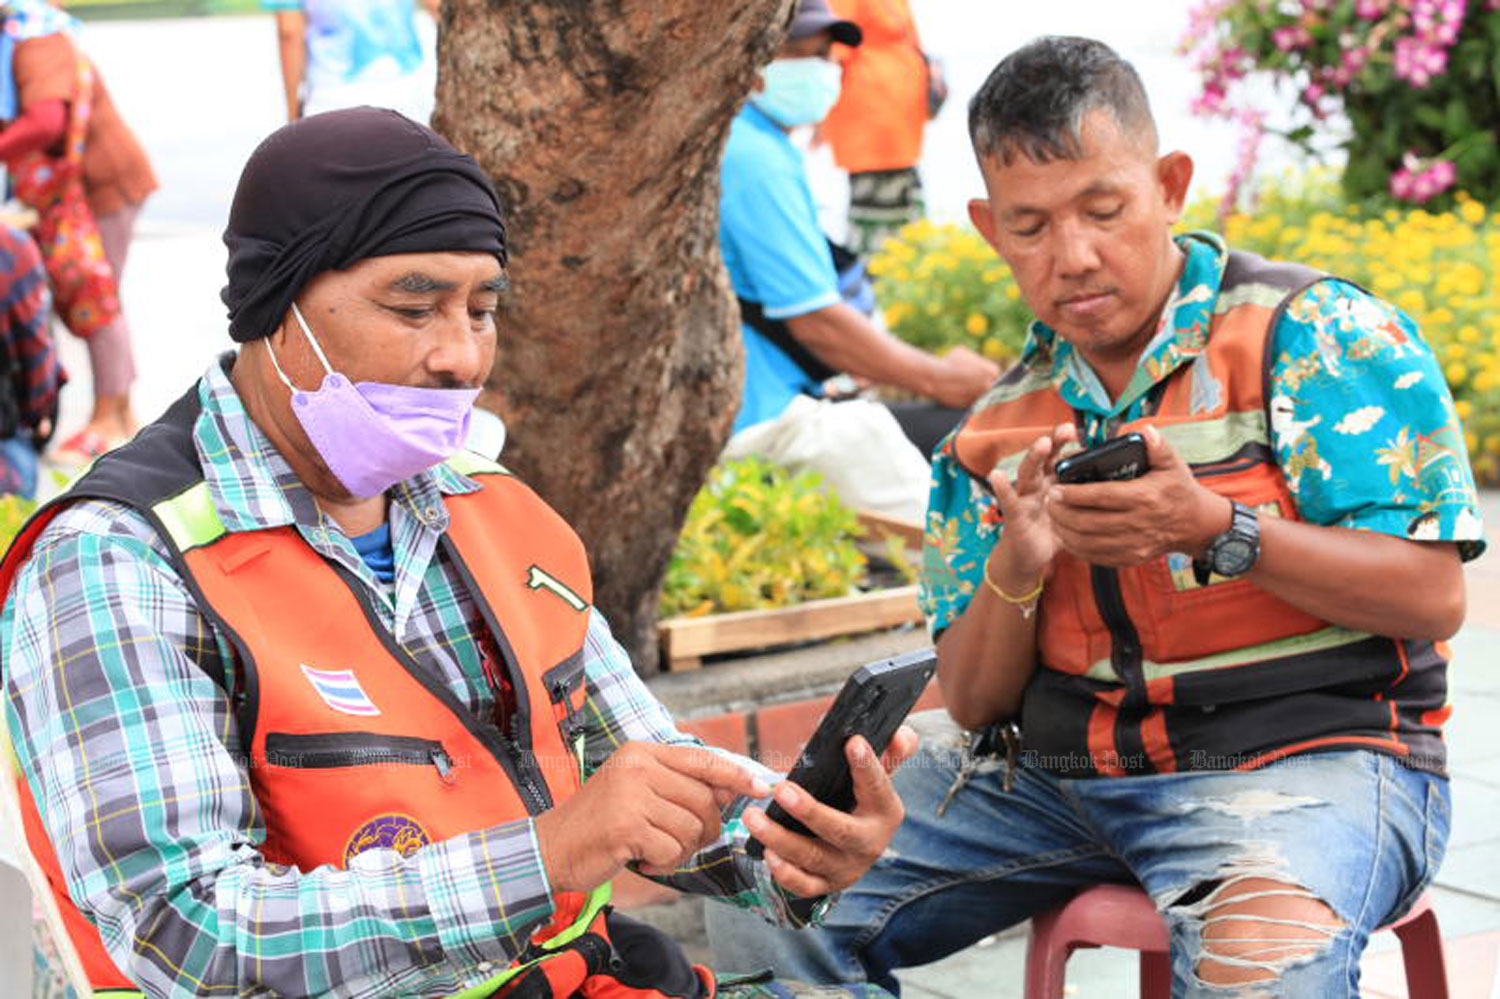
[1079,625,1372,684]
[446,451,511,478]
[987,402,1268,481]
[447,881,613,999]
[93,991,146,998]
[983,364,1054,408]
[1214,281,1297,315]
[150,482,226,551]
[451,741,609,999]
[1154,409,1268,466]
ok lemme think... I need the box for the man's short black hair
[968,36,1157,166]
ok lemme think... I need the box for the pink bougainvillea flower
[1389,152,1458,203]
[1394,36,1449,85]
[1271,25,1312,51]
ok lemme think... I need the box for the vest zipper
[264,732,455,783]
[440,539,555,814]
[1089,566,1144,699]
[329,563,553,815]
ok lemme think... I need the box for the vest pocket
[265,731,455,782]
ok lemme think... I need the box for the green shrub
[868,219,1030,363]
[0,495,35,556]
[660,458,867,617]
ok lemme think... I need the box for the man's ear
[751,70,765,94]
[968,198,999,250]
[1158,150,1194,225]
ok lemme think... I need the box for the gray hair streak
[968,37,1157,166]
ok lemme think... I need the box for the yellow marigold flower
[1460,325,1481,344]
[1456,399,1473,420]
[1396,290,1427,315]
[1005,284,1021,301]
[1446,362,1469,385]
[965,313,988,336]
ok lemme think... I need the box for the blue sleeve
[262,0,302,10]
[720,150,840,320]
[918,440,1001,639]
[1268,280,1485,560]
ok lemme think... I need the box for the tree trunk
[435,0,791,672]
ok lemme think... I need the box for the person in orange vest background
[820,0,944,256]
[0,107,914,999]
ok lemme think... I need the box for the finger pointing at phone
[742,725,918,898]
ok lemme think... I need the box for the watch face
[1213,537,1257,576]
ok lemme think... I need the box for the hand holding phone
[745,649,936,859]
[1053,432,1149,485]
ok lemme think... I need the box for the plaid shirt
[3,359,798,999]
[0,223,62,444]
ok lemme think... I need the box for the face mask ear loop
[290,301,337,377]
[265,330,298,392]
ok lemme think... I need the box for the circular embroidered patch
[343,813,432,865]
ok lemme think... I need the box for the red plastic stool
[1023,883,1448,998]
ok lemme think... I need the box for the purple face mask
[268,303,481,498]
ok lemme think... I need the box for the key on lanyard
[936,721,1020,816]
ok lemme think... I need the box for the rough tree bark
[435,0,792,672]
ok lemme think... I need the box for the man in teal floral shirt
[709,36,1483,996]
[922,230,1483,635]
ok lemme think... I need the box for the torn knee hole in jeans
[1167,837,1344,989]
[1171,875,1344,987]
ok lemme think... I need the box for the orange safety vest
[953,250,1451,777]
[0,373,708,999]
[822,0,929,174]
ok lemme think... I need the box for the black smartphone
[745,649,937,859]
[1054,432,1149,484]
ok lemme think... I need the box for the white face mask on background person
[751,57,844,128]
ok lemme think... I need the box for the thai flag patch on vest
[300,665,381,717]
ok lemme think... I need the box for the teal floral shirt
[920,232,1486,637]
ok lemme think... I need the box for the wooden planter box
[657,512,925,672]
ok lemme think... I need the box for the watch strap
[1194,500,1258,585]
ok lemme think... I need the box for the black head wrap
[222,106,507,343]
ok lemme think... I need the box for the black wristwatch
[1193,500,1260,586]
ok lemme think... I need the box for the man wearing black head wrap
[1,107,913,999]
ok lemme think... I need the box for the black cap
[789,0,862,47]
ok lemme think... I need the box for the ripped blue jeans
[707,714,1450,998]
